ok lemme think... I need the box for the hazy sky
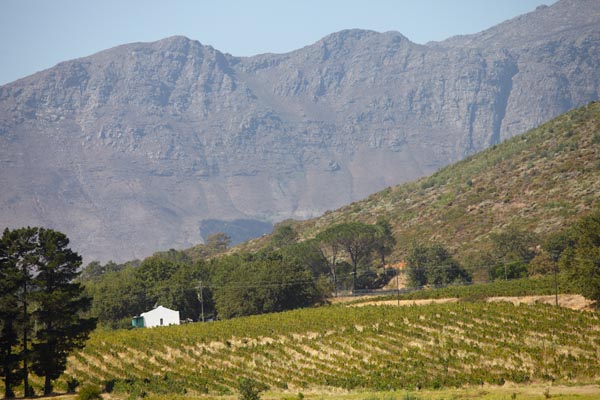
[0,0,556,86]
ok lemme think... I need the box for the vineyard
[57,301,600,398]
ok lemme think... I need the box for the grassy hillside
[238,101,600,264]
[60,301,600,398]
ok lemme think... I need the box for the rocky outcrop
[1,0,599,262]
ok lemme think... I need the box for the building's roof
[140,305,179,317]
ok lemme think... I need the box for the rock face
[1,0,599,262]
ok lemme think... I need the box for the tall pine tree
[5,227,39,397]
[31,228,96,395]
[0,227,96,397]
[0,229,24,399]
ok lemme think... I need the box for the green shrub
[103,379,115,393]
[237,377,268,400]
[77,384,103,400]
[66,377,80,393]
[489,261,528,281]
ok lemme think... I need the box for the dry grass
[351,294,591,311]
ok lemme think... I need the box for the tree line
[0,227,96,398]
[81,219,399,327]
[82,217,479,328]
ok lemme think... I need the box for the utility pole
[550,248,560,307]
[554,264,559,306]
[397,266,401,307]
[332,254,338,298]
[197,281,205,322]
[23,271,30,397]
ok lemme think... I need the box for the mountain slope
[275,101,600,263]
[1,0,599,262]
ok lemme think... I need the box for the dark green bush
[77,384,102,400]
[489,261,528,281]
[66,377,80,393]
[237,377,268,400]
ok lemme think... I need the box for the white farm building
[132,305,180,328]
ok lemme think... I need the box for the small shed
[131,315,145,328]
[132,305,180,328]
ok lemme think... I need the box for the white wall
[141,305,180,328]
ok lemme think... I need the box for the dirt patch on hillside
[351,294,593,311]
[487,294,593,310]
[351,298,459,307]
[330,295,381,304]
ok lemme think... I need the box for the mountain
[1,0,599,262]
[253,101,599,263]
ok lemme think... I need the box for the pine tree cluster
[0,227,96,398]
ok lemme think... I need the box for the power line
[196,258,545,291]
[202,278,320,290]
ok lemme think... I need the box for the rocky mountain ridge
[1,0,599,262]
